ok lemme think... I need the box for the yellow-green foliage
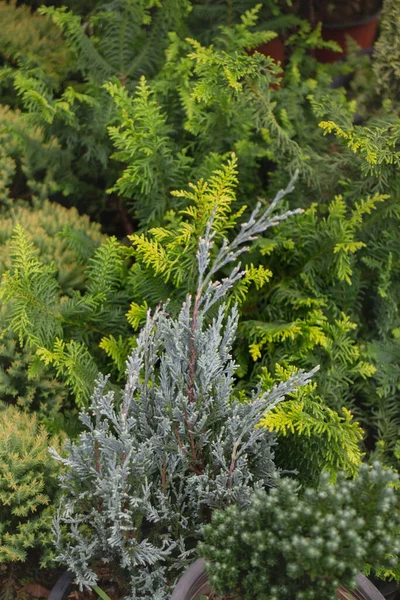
[129,154,245,288]
[0,202,104,419]
[0,218,128,405]
[0,405,64,566]
[257,365,364,483]
[0,0,71,82]
[0,200,104,292]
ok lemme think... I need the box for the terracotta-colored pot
[170,558,387,600]
[315,11,380,63]
[255,36,285,66]
[248,36,285,89]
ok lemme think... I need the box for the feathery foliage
[257,365,363,483]
[373,0,400,102]
[0,201,105,418]
[0,226,128,406]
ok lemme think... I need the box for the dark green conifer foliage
[200,464,400,600]
[373,0,400,102]
[0,0,192,217]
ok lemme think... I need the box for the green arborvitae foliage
[105,76,192,227]
[238,193,385,410]
[0,405,64,567]
[0,202,130,406]
[40,0,191,85]
[257,365,363,484]
[0,201,105,421]
[0,104,72,204]
[200,463,400,600]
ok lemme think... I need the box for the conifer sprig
[51,172,317,598]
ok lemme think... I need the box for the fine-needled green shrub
[0,103,76,205]
[51,176,318,600]
[0,405,64,567]
[200,462,400,600]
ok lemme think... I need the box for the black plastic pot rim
[48,571,74,600]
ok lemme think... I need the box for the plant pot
[255,36,285,66]
[249,36,285,90]
[315,11,381,63]
[373,579,399,600]
[170,559,387,600]
[48,571,74,600]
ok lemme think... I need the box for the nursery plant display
[0,0,400,596]
[0,160,364,480]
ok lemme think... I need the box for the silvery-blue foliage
[51,173,317,599]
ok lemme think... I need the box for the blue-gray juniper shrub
[50,173,317,599]
[200,462,400,600]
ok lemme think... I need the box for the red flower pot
[315,11,380,63]
[248,36,285,89]
[255,36,285,66]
